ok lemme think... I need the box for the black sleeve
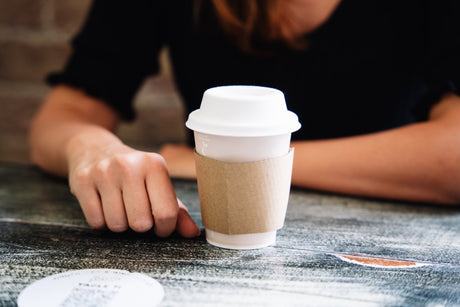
[429,0,460,93]
[47,0,167,121]
[415,0,460,119]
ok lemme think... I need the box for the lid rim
[186,85,301,137]
[185,121,301,137]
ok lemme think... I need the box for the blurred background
[0,0,186,164]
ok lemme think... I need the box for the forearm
[291,94,460,205]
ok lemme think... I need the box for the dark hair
[209,0,306,52]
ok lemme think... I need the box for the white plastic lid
[186,85,301,137]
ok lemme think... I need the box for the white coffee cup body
[194,132,291,249]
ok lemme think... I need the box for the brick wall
[0,0,186,164]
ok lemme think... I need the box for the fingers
[69,151,200,238]
[145,154,180,237]
[69,167,106,230]
[121,180,154,233]
[73,184,106,230]
[98,185,128,232]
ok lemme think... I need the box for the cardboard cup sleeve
[194,148,294,235]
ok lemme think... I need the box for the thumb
[176,198,201,238]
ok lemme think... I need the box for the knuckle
[107,222,128,233]
[94,160,111,178]
[112,154,139,179]
[70,168,92,194]
[146,153,167,171]
[73,167,91,183]
[113,154,132,170]
[156,206,179,224]
[130,218,153,233]
[87,218,106,230]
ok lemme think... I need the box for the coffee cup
[186,85,301,249]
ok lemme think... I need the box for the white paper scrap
[17,269,164,307]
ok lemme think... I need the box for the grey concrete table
[1,161,459,306]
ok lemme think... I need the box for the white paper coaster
[18,269,164,307]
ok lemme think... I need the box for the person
[28,0,460,237]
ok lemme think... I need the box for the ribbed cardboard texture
[194,149,294,235]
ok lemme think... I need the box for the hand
[159,143,196,179]
[67,139,200,237]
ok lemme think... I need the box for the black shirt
[48,0,460,142]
